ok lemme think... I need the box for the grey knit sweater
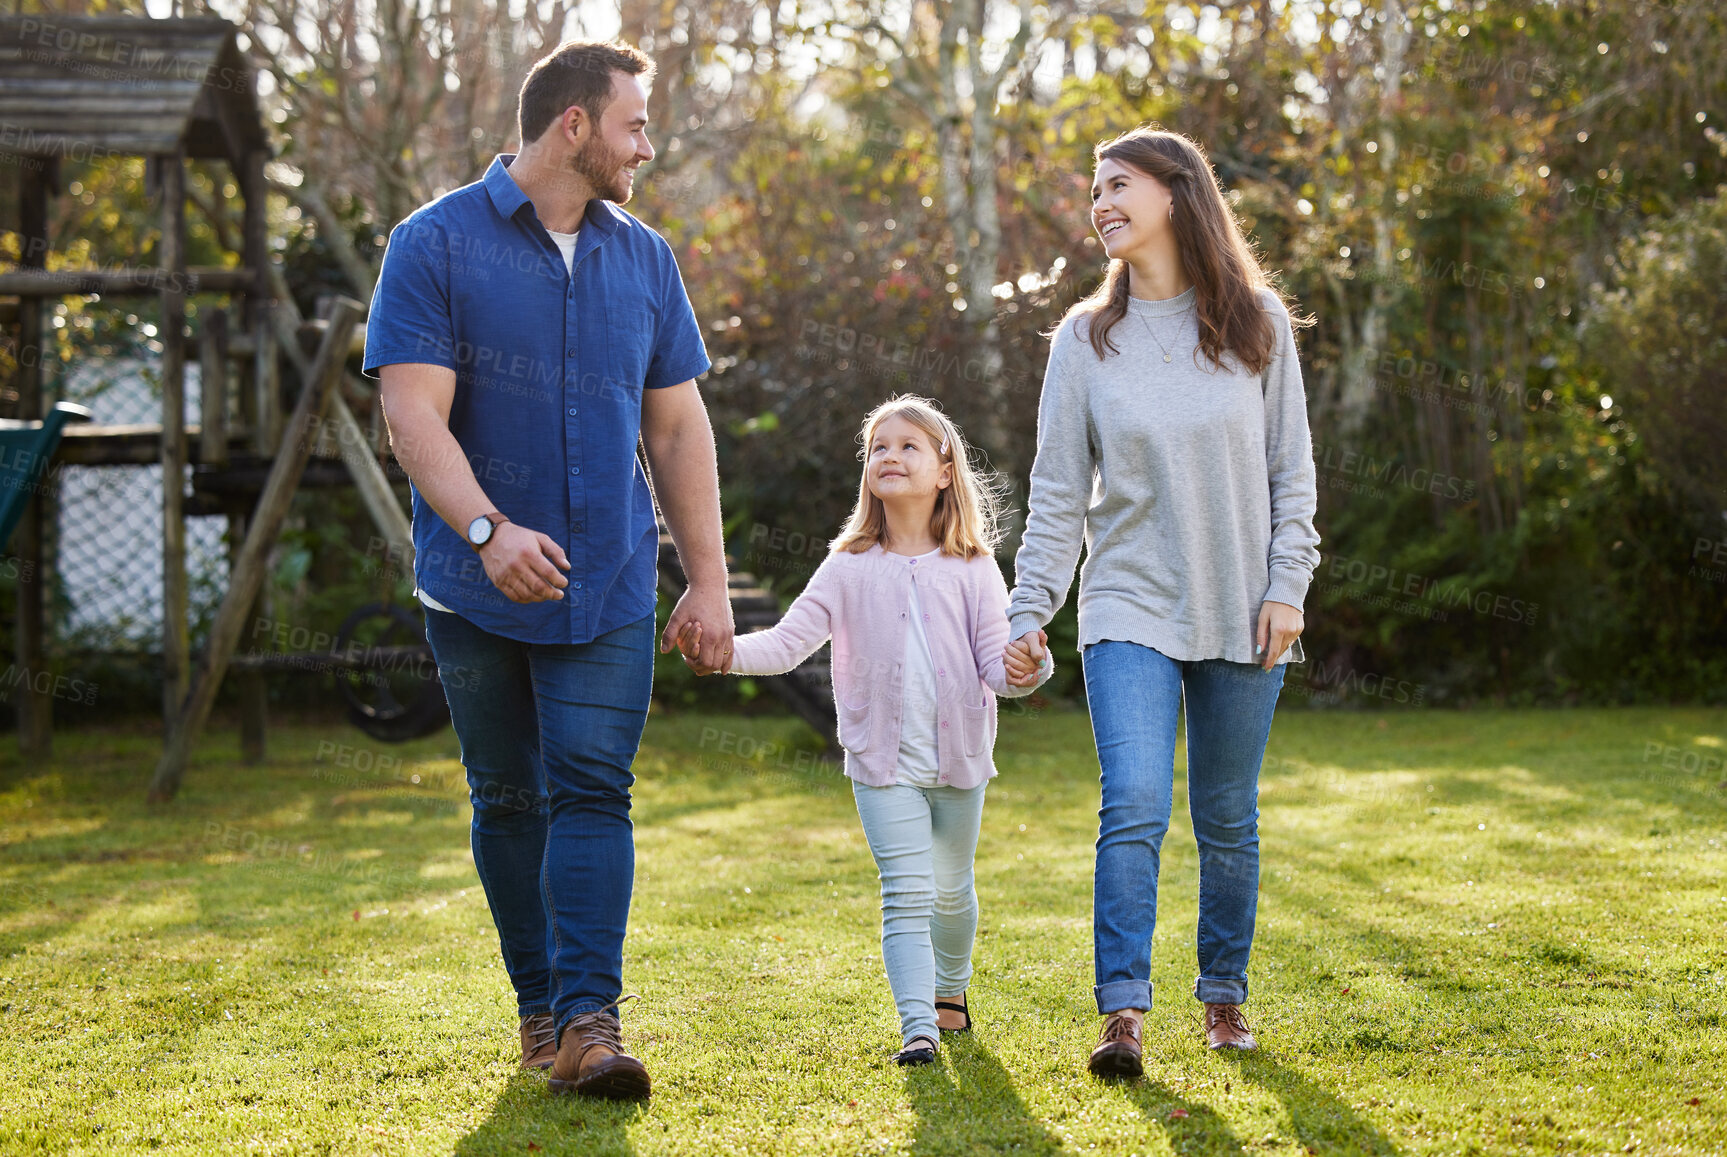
[1006,286,1320,666]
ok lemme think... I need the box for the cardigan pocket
[960,697,991,758]
[838,695,874,754]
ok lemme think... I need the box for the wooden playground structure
[2,16,832,800]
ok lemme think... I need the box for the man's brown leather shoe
[519,1012,557,1070]
[547,997,650,1100]
[1088,1011,1144,1079]
[1203,1003,1257,1051]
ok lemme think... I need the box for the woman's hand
[1255,601,1304,670]
[1004,629,1050,687]
[675,621,731,676]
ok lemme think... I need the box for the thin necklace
[1134,300,1193,364]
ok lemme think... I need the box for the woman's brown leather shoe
[519,1012,557,1069]
[1203,1003,1257,1050]
[1088,1011,1144,1079]
[547,997,651,1100]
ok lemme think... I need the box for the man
[364,40,734,1101]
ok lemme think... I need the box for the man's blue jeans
[1083,640,1286,1014]
[423,607,654,1035]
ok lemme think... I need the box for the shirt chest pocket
[608,307,658,387]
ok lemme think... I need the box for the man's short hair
[518,41,655,145]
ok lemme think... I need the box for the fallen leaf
[1341,987,1351,994]
[353,910,361,921]
[1168,1109,1189,1119]
[1689,1097,1702,1106]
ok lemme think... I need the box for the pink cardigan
[728,544,1050,789]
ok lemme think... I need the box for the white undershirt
[414,224,581,617]
[548,226,580,277]
[895,551,943,787]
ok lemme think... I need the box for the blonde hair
[830,395,1004,559]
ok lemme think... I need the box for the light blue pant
[852,779,988,1047]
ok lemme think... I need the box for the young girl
[679,395,1051,1065]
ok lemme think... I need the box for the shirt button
[567,348,578,357]
[924,613,931,621]
[573,582,583,589]
[568,407,578,416]
[938,669,945,677]
[571,522,584,534]
[570,466,581,476]
[940,721,949,729]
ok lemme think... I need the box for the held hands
[482,523,572,603]
[1004,629,1051,688]
[1255,600,1304,670]
[673,621,732,675]
[661,583,735,673]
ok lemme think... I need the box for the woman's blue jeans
[423,607,654,1036]
[1083,640,1286,1014]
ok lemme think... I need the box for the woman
[1002,127,1320,1077]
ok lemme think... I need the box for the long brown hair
[1064,128,1308,374]
[830,395,1004,560]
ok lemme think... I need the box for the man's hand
[479,522,571,603]
[1255,600,1304,670]
[661,582,735,672]
[1004,629,1050,687]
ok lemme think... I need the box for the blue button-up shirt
[364,155,711,644]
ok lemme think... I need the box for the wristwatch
[466,511,509,552]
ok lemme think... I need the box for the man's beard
[570,135,634,203]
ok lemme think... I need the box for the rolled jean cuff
[1095,980,1153,1014]
[1194,975,1248,1005]
[518,1000,552,1018]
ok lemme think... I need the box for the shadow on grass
[1120,1078,1248,1155]
[904,1035,1064,1156]
[453,1069,641,1157]
[1232,1052,1403,1156]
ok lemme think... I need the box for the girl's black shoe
[936,995,972,1033]
[893,1035,938,1066]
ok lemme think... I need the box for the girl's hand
[676,621,730,676]
[1255,600,1304,670]
[1004,629,1050,687]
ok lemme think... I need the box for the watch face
[468,515,493,546]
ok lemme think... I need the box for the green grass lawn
[2,704,1725,1156]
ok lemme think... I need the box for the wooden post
[239,148,279,457]
[12,163,51,759]
[13,160,52,759]
[159,150,190,751]
[224,495,268,764]
[199,307,229,468]
[147,298,364,802]
[328,387,414,569]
